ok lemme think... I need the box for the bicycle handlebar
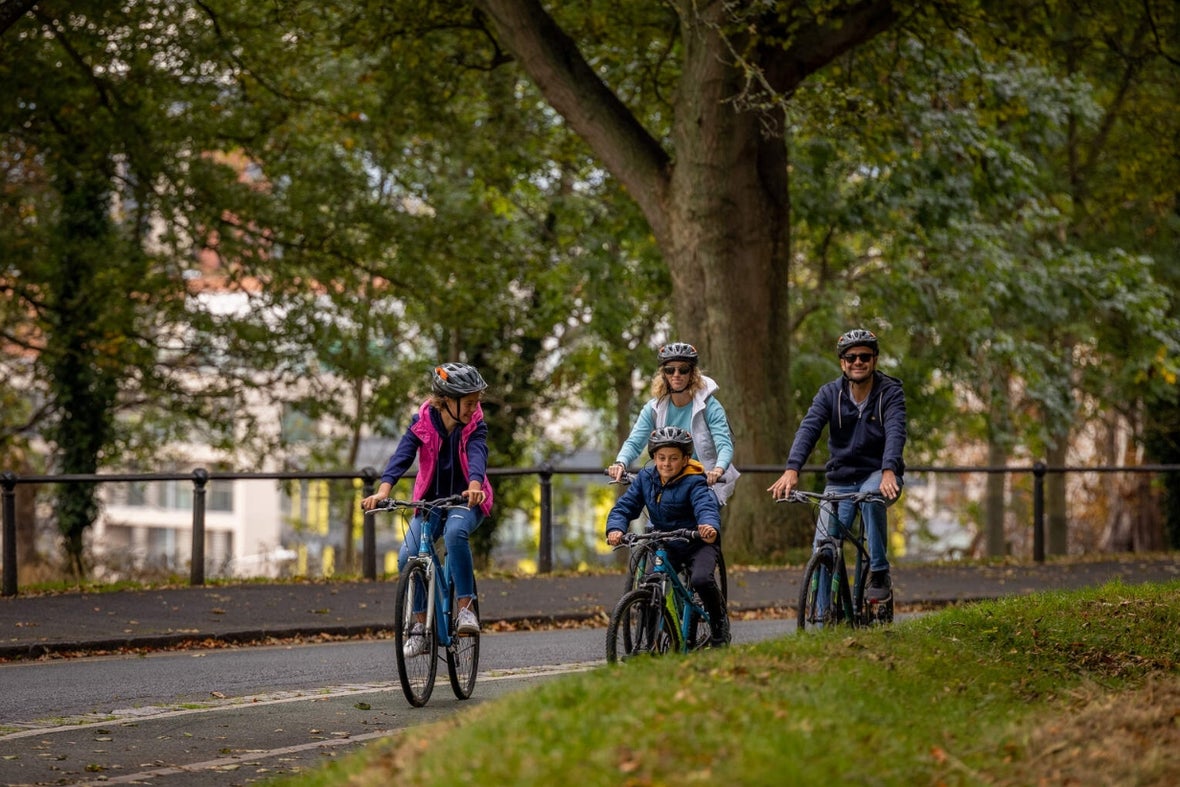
[604,467,634,486]
[368,494,469,512]
[612,528,701,551]
[777,490,888,506]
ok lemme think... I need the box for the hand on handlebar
[767,468,798,500]
[360,494,386,511]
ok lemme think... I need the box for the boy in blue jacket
[606,426,730,646]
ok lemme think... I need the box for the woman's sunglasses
[662,364,693,376]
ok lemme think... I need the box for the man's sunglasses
[662,364,693,376]
[841,352,876,363]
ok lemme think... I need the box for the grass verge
[272,579,1180,786]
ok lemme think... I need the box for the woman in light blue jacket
[607,342,740,505]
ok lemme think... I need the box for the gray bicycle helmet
[647,426,694,456]
[836,329,879,356]
[431,362,488,398]
[657,342,699,365]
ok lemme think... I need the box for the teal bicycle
[369,494,479,707]
[605,528,719,663]
[608,470,728,603]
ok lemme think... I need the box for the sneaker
[456,605,480,635]
[867,570,892,604]
[402,623,428,658]
[707,616,732,648]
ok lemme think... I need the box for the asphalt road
[0,619,800,786]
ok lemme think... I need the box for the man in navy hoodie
[768,329,907,604]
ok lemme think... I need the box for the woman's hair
[649,366,704,399]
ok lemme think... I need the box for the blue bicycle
[605,528,718,663]
[369,494,479,707]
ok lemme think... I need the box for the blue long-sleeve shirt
[786,371,907,484]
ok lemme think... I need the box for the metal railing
[3,463,1177,596]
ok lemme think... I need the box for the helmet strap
[443,397,466,426]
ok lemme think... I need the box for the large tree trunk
[475,0,898,558]
[1045,439,1069,555]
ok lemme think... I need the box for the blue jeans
[814,471,900,574]
[398,504,483,608]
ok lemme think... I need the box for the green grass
[271,579,1180,786]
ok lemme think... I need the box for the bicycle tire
[853,561,870,627]
[797,549,839,632]
[446,579,480,700]
[685,590,714,650]
[622,542,654,595]
[605,587,675,664]
[394,562,437,707]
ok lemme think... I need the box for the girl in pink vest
[362,362,494,642]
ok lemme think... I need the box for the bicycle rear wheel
[446,579,480,700]
[394,562,438,707]
[605,587,675,664]
[797,549,838,632]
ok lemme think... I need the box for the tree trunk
[474,0,899,558]
[1045,439,1069,555]
[985,438,1008,557]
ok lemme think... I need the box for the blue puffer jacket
[605,460,721,536]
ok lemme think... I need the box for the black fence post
[2,472,16,597]
[1032,461,1046,563]
[361,466,377,580]
[538,465,553,574]
[191,468,209,586]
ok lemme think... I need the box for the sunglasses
[662,364,693,376]
[841,352,876,363]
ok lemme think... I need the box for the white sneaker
[402,623,428,658]
[456,605,480,635]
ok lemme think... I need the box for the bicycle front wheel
[623,542,653,595]
[394,562,438,707]
[446,579,480,700]
[797,550,838,632]
[606,587,675,664]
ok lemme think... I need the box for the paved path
[1,555,1177,659]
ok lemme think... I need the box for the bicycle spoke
[447,580,480,700]
[394,562,437,707]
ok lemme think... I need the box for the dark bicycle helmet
[836,329,879,356]
[431,362,488,398]
[657,342,699,365]
[647,426,694,456]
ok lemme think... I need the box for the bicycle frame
[785,490,886,630]
[645,543,710,652]
[608,529,713,659]
[405,506,457,651]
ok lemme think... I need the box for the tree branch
[473,0,673,240]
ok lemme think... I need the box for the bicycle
[607,469,729,603]
[604,528,720,663]
[368,494,480,707]
[780,489,894,631]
